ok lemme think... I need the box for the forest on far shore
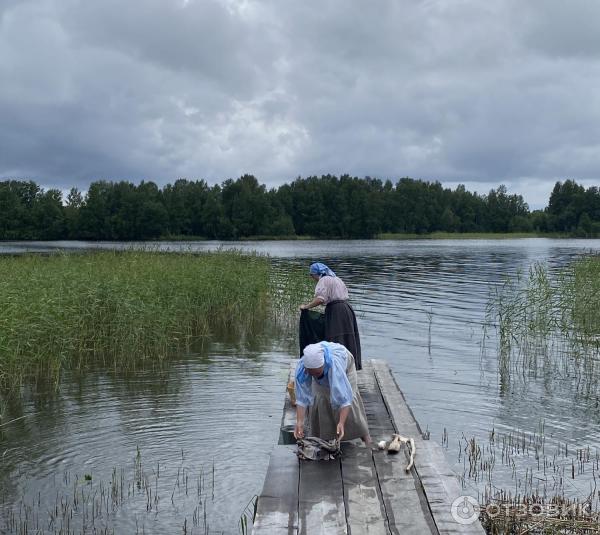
[1,175,599,240]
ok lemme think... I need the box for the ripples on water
[2,238,600,532]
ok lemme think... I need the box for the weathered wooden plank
[340,443,389,535]
[257,446,299,500]
[370,361,422,437]
[298,458,348,535]
[357,361,396,443]
[372,449,437,535]
[416,440,483,535]
[253,446,299,534]
[359,360,436,534]
[371,361,485,535]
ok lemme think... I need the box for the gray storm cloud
[0,0,598,207]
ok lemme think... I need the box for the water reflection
[0,320,292,532]
[2,238,600,532]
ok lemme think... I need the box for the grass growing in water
[454,426,600,534]
[1,446,225,534]
[486,255,600,394]
[490,254,600,343]
[0,250,306,391]
[564,256,600,341]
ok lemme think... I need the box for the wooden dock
[252,359,485,534]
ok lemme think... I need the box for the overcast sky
[1,0,599,208]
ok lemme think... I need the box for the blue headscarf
[309,262,336,278]
[296,342,333,385]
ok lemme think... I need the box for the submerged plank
[340,443,389,535]
[253,446,299,534]
[371,361,485,535]
[298,458,347,535]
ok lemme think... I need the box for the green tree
[547,180,586,232]
[222,174,271,237]
[65,187,83,238]
[32,189,65,239]
[440,207,460,232]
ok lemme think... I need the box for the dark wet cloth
[296,437,341,461]
[298,303,362,370]
[325,300,362,370]
[298,309,325,358]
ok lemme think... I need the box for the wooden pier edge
[370,360,485,534]
[252,359,485,535]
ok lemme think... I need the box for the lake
[1,238,600,533]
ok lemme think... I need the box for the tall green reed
[0,250,304,391]
[486,254,600,393]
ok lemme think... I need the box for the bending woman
[300,262,362,370]
[294,342,370,443]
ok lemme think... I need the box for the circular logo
[451,495,480,525]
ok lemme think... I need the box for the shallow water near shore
[2,238,600,533]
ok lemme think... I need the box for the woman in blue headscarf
[299,262,362,370]
[294,341,370,443]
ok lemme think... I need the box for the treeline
[1,175,599,240]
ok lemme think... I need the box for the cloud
[519,0,600,59]
[0,0,598,207]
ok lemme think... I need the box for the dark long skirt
[325,300,362,370]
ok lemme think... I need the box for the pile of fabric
[296,437,341,461]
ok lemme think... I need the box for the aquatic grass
[561,256,600,342]
[1,447,226,535]
[479,257,600,531]
[490,255,600,346]
[453,426,600,534]
[0,250,305,391]
[268,261,314,329]
[486,255,600,394]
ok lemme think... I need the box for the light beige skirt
[308,352,369,441]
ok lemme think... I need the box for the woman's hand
[336,406,349,441]
[294,422,305,439]
[295,406,306,439]
[300,297,324,311]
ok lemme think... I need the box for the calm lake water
[2,238,600,533]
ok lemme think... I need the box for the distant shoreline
[2,231,584,243]
[154,231,575,241]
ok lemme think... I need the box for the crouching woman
[294,342,370,444]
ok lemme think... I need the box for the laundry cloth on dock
[296,437,341,461]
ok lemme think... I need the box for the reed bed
[454,425,600,534]
[457,425,600,500]
[0,447,232,535]
[491,254,600,349]
[0,250,307,392]
[268,261,314,330]
[475,255,600,532]
[486,254,600,396]
[479,497,600,534]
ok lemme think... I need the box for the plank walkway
[253,359,485,534]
